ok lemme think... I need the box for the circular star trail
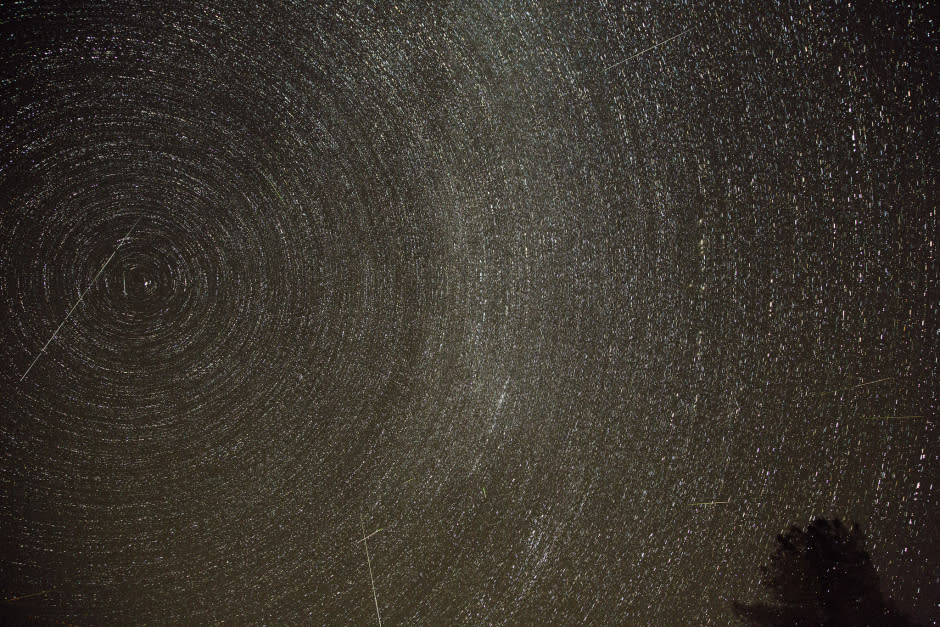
[1,1,936,625]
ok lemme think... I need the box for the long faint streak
[264,172,285,203]
[604,27,695,72]
[357,527,383,543]
[692,500,730,506]
[20,217,141,382]
[815,376,894,397]
[360,515,382,627]
[1,590,48,603]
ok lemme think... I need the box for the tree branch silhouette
[732,517,918,627]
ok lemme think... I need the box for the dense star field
[1,1,936,624]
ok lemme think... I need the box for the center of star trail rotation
[0,1,935,625]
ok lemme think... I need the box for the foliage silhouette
[732,517,917,627]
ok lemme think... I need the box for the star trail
[1,1,936,624]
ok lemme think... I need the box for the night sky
[1,1,936,625]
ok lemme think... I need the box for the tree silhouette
[732,517,918,627]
